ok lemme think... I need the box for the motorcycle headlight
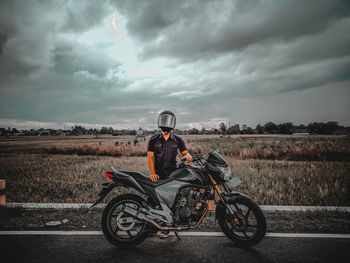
[217,166,232,181]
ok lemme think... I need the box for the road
[0,234,349,263]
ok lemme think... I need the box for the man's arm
[148,151,159,182]
[178,136,193,163]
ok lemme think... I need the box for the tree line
[188,121,349,135]
[1,121,349,136]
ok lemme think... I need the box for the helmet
[157,110,176,131]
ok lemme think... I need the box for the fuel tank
[169,168,204,185]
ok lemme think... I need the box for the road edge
[2,203,350,212]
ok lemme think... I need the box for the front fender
[223,191,252,201]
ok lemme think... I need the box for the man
[148,110,193,183]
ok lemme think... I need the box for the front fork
[208,174,236,217]
[210,177,251,230]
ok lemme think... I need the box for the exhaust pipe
[123,206,180,231]
[123,205,208,231]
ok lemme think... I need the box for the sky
[0,0,350,130]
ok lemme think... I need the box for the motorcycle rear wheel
[217,196,266,247]
[102,194,150,247]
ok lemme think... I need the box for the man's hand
[150,173,160,182]
[183,152,193,163]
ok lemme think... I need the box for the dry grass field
[0,135,349,205]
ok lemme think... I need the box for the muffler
[123,205,208,231]
[123,206,179,231]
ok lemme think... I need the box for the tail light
[104,172,114,179]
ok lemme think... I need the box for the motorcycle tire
[217,196,266,247]
[102,194,150,247]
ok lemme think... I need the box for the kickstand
[174,231,181,241]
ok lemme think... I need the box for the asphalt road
[1,234,349,263]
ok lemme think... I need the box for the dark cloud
[116,0,350,61]
[51,40,120,78]
[0,34,7,55]
[59,1,110,33]
[0,1,62,81]
[114,0,183,41]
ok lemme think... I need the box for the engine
[173,187,206,225]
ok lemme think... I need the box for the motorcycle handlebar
[180,155,204,163]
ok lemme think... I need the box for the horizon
[0,118,348,131]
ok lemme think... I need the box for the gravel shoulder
[0,206,349,233]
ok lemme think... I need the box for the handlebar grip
[193,156,202,161]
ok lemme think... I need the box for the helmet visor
[157,114,176,129]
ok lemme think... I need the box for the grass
[0,152,349,206]
[186,135,350,161]
[48,144,147,157]
[0,135,349,205]
[1,135,350,161]
[0,153,147,203]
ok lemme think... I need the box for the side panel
[155,180,191,209]
[169,168,204,185]
[112,173,147,195]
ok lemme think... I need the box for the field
[0,135,349,205]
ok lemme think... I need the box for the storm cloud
[0,0,349,129]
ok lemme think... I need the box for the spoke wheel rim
[225,204,259,240]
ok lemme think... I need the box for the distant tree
[11,128,19,134]
[72,125,85,135]
[264,122,278,134]
[219,122,227,136]
[100,127,107,134]
[201,127,206,135]
[256,124,264,134]
[325,121,339,134]
[278,122,294,134]
[227,126,236,134]
[308,121,340,135]
[107,127,114,134]
[189,128,199,135]
[246,127,254,134]
[0,128,7,135]
[129,129,137,135]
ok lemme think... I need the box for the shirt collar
[157,132,176,141]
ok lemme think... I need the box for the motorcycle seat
[119,170,171,187]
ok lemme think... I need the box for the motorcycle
[92,150,266,247]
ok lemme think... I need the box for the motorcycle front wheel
[217,196,266,247]
[101,194,150,247]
